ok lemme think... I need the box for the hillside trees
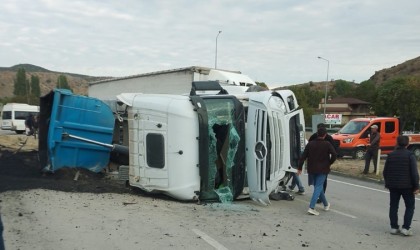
[13,68,28,97]
[255,81,269,89]
[334,80,354,97]
[30,75,41,97]
[374,76,420,130]
[12,68,40,105]
[289,85,324,124]
[57,75,72,91]
[353,80,376,102]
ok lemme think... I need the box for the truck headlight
[343,138,354,143]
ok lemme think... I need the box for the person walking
[298,127,337,215]
[288,173,305,195]
[383,135,419,236]
[363,125,380,174]
[309,123,336,203]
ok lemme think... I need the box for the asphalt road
[2,173,419,250]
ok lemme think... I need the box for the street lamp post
[317,56,330,117]
[215,30,222,69]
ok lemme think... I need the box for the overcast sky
[1,0,419,88]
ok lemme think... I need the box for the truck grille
[255,109,267,192]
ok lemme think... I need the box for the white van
[1,103,39,134]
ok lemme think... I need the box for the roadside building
[318,97,371,124]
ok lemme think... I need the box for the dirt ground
[0,135,129,194]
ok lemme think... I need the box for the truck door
[139,111,169,188]
[381,120,398,152]
[285,109,305,170]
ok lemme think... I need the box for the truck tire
[412,146,420,160]
[353,147,366,160]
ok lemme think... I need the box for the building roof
[324,97,370,105]
[318,107,353,112]
[89,66,242,86]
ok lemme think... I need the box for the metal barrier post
[376,149,381,176]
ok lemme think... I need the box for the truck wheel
[353,148,366,160]
[412,147,420,160]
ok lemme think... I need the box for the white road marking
[328,178,420,201]
[329,208,357,219]
[192,228,229,250]
[294,198,357,219]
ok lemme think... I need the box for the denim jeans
[389,188,415,230]
[309,174,328,209]
[289,173,305,192]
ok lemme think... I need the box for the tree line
[2,68,73,106]
[288,77,420,131]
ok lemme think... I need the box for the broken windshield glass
[200,98,240,203]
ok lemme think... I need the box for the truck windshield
[203,98,240,202]
[339,121,369,134]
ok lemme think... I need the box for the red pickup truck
[332,117,420,159]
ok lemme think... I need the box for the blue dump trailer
[38,89,121,173]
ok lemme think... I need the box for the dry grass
[0,134,38,151]
[332,158,420,181]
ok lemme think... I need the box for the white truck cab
[117,82,246,201]
[117,82,305,204]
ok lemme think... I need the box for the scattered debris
[122,202,137,206]
[73,170,80,181]
[269,191,294,201]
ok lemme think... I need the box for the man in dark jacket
[308,123,337,202]
[363,124,380,174]
[298,127,337,216]
[383,135,419,236]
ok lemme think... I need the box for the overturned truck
[39,82,305,205]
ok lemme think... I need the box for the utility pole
[215,30,222,69]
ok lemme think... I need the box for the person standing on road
[298,127,337,215]
[288,173,305,195]
[363,125,380,174]
[309,123,336,202]
[383,135,419,236]
[25,113,34,136]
